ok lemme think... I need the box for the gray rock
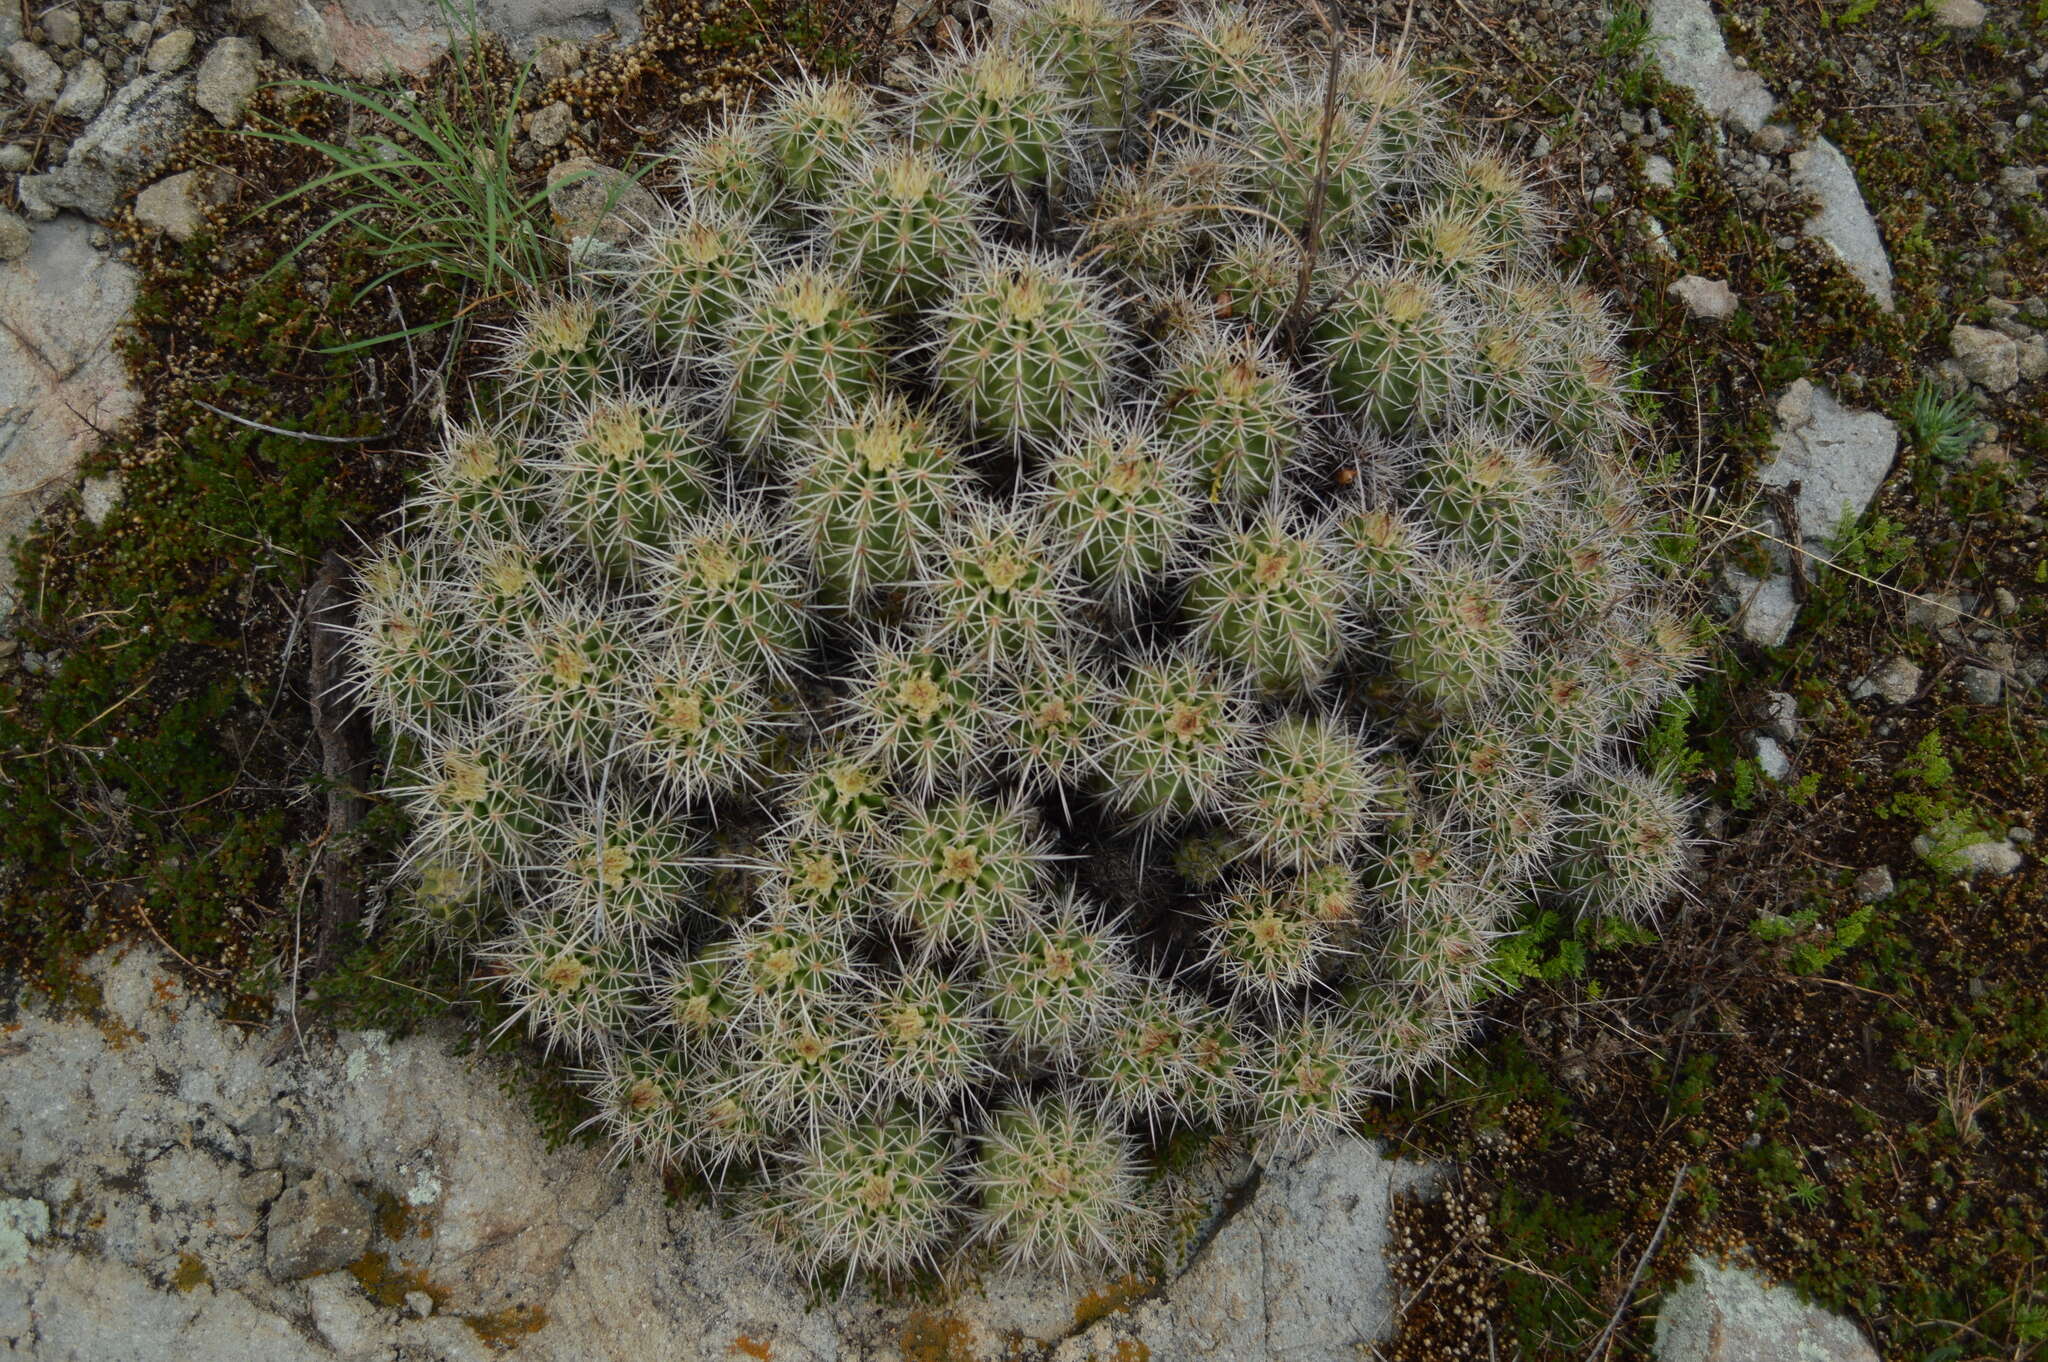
[0,215,140,599]
[1753,123,1790,155]
[1645,153,1676,189]
[547,156,660,249]
[145,27,195,71]
[529,98,573,147]
[320,0,637,78]
[134,167,235,241]
[1759,379,1899,560]
[1656,1257,1878,1362]
[196,37,260,126]
[53,57,107,117]
[1753,734,1791,781]
[1851,865,1894,904]
[532,34,580,79]
[0,1198,51,1269]
[472,0,640,51]
[1055,1141,1434,1362]
[238,1169,287,1209]
[71,71,194,180]
[1914,835,2024,878]
[0,143,32,172]
[1648,0,1775,133]
[43,8,83,46]
[6,40,64,104]
[21,70,195,220]
[1950,322,2019,392]
[0,209,30,261]
[1789,138,1895,309]
[80,472,122,525]
[1851,657,1922,705]
[264,1171,374,1279]
[1721,379,1898,646]
[1931,0,1986,27]
[1761,691,1802,743]
[232,0,334,71]
[1720,565,1800,649]
[17,164,120,220]
[0,945,1440,1361]
[1960,666,2003,704]
[1903,590,1966,636]
[2019,336,2048,383]
[1670,274,1737,320]
[2002,166,2041,197]
[323,0,451,78]
[405,1289,435,1317]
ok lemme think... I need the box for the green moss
[0,254,389,1003]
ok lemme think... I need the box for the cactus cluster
[355,0,1699,1287]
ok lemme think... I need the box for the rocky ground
[3,947,1434,1361]
[1,0,2043,1357]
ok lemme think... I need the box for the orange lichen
[1073,1273,1150,1330]
[899,1310,975,1362]
[463,1303,550,1350]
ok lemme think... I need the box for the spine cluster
[354,0,1699,1288]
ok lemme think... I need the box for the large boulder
[0,946,1441,1360]
[318,0,639,79]
[0,217,139,608]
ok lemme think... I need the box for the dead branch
[304,548,374,980]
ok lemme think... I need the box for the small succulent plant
[355,0,1698,1288]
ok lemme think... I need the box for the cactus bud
[1157,323,1309,507]
[1101,648,1253,825]
[1314,264,1469,434]
[934,250,1122,448]
[1035,414,1197,609]
[761,75,883,201]
[912,43,1080,197]
[885,791,1056,956]
[1385,558,1522,714]
[827,148,988,313]
[1185,508,1351,693]
[971,1092,1158,1275]
[725,262,886,456]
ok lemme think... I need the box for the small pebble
[1960,666,2003,705]
[43,8,83,46]
[1851,657,1922,706]
[1669,275,1738,322]
[1761,691,1802,743]
[145,29,195,72]
[1852,866,1894,904]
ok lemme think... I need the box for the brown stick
[1762,480,1808,603]
[1582,1162,1690,1362]
[1280,2,1346,355]
[305,549,374,979]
